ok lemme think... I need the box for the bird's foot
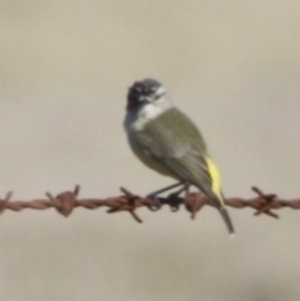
[145,193,162,211]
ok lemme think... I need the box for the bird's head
[126,78,168,112]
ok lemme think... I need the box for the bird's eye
[134,87,142,93]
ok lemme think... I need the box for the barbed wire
[0,185,299,223]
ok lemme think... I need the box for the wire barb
[251,186,279,218]
[0,185,299,223]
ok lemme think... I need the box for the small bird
[124,78,235,235]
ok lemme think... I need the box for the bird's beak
[139,96,151,104]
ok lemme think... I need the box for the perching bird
[123,78,235,235]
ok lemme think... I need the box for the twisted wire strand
[0,185,299,223]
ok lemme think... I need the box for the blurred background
[1,0,300,300]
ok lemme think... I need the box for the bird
[123,78,235,235]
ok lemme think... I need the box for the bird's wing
[137,109,234,234]
[139,114,221,202]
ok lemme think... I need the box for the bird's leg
[146,181,186,209]
[170,182,190,197]
[147,181,185,198]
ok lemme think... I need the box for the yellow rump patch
[205,157,223,201]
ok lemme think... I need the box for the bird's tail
[200,156,235,236]
[218,204,235,237]
[196,186,235,236]
[203,189,235,236]
[197,189,235,236]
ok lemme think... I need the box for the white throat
[125,95,173,131]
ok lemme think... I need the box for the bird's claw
[146,193,162,211]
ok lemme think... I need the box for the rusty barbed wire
[0,185,300,223]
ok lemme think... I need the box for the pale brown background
[1,1,300,300]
